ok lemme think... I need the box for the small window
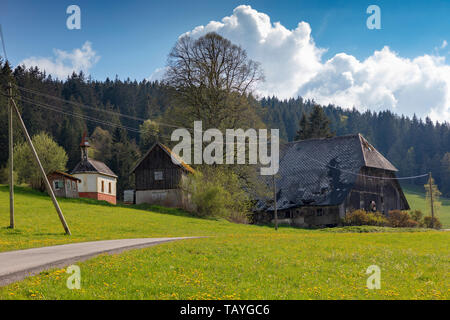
[154,171,163,181]
[317,208,324,216]
[101,180,104,193]
[108,182,112,194]
[72,181,76,190]
[53,180,63,190]
[66,180,71,190]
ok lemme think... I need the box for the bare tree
[164,32,264,130]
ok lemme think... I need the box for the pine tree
[295,105,334,140]
[295,112,309,140]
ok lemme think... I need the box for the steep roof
[71,159,117,178]
[49,170,82,182]
[256,134,398,211]
[131,142,195,174]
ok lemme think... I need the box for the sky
[1,0,450,121]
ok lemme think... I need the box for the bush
[409,210,424,227]
[423,216,442,229]
[387,210,418,228]
[0,166,18,185]
[181,167,251,222]
[14,132,68,191]
[342,209,388,226]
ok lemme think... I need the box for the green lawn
[0,185,449,300]
[402,184,450,228]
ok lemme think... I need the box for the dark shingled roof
[256,134,398,211]
[71,159,117,178]
[131,142,195,174]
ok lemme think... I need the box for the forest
[0,59,449,199]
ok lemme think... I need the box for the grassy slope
[402,184,450,228]
[0,185,448,300]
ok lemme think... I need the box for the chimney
[80,131,90,161]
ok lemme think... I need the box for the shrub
[342,209,388,226]
[387,210,418,228]
[409,210,424,227]
[181,167,251,222]
[423,216,442,229]
[0,166,18,185]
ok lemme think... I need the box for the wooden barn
[47,171,81,198]
[132,142,195,208]
[254,134,409,228]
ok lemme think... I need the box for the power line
[15,85,181,128]
[14,85,279,142]
[15,95,142,134]
[7,88,431,181]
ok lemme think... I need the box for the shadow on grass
[1,226,24,234]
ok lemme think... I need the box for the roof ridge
[289,133,360,144]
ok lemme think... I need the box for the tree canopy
[295,105,335,140]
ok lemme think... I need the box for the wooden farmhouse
[47,171,81,198]
[132,142,195,208]
[70,133,118,205]
[254,134,409,228]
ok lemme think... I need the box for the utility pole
[428,172,434,229]
[273,173,278,231]
[9,98,71,235]
[8,82,14,228]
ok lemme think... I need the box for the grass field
[0,185,448,300]
[401,184,450,228]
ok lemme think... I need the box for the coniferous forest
[1,61,450,198]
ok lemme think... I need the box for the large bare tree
[164,32,264,130]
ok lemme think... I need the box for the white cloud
[20,41,100,79]
[148,67,168,82]
[441,40,448,49]
[182,5,325,99]
[156,5,450,122]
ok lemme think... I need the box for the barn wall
[344,166,409,214]
[135,189,192,209]
[254,206,340,228]
[135,146,184,190]
[47,173,79,198]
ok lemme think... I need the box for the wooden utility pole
[8,82,14,228]
[273,173,278,231]
[10,98,71,235]
[428,172,434,229]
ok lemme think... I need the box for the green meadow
[0,185,448,300]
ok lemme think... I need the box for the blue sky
[2,0,449,80]
[2,0,450,120]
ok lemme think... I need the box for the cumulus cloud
[148,67,168,82]
[182,5,325,99]
[20,41,100,79]
[158,5,450,122]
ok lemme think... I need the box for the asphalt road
[0,237,198,286]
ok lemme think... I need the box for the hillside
[0,186,448,299]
